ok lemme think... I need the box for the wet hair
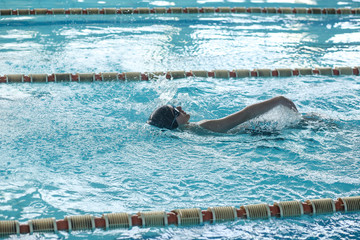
[147,105,179,130]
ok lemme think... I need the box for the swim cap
[147,105,179,130]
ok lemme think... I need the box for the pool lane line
[0,67,359,83]
[0,7,360,16]
[0,196,359,236]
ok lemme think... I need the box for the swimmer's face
[174,106,190,126]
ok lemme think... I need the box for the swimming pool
[0,0,360,239]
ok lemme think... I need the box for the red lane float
[0,7,359,16]
[1,196,359,237]
[0,67,358,83]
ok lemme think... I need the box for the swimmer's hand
[278,96,298,112]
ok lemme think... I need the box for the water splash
[230,105,302,134]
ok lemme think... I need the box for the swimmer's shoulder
[179,121,214,134]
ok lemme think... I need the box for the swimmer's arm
[199,96,298,133]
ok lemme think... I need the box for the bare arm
[199,96,298,133]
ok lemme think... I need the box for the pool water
[0,0,360,239]
[1,0,360,9]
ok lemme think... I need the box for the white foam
[0,85,32,100]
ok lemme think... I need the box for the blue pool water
[0,0,360,239]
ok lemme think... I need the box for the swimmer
[147,96,298,133]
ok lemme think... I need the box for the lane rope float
[0,67,359,83]
[0,7,360,16]
[0,196,359,236]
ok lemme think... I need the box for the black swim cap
[147,105,179,130]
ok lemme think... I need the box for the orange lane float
[0,67,359,83]
[0,196,359,236]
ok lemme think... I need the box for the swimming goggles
[170,106,180,128]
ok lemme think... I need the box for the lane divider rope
[0,67,359,83]
[0,7,359,16]
[0,196,359,236]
